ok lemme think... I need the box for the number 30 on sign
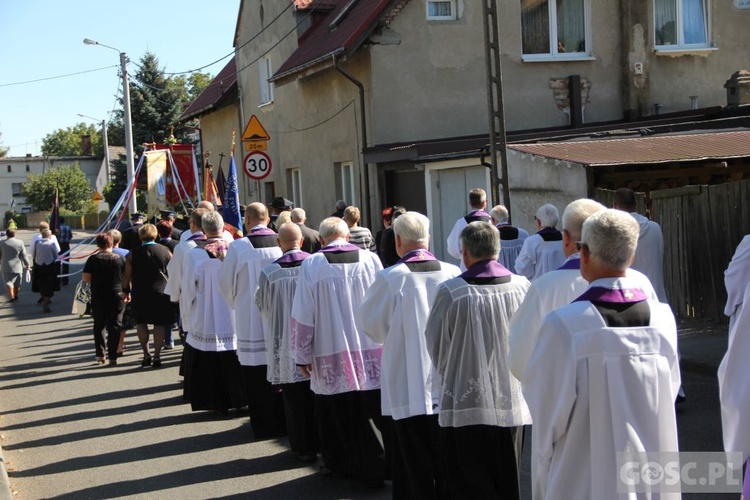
[243,151,273,180]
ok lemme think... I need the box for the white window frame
[290,168,303,208]
[340,161,356,207]
[259,56,274,106]
[521,0,595,62]
[426,0,457,21]
[653,0,713,53]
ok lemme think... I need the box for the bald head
[245,202,269,228]
[277,222,303,252]
[197,200,215,211]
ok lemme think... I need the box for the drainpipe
[334,54,371,228]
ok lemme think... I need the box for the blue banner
[222,156,243,235]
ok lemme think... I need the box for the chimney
[725,70,750,107]
[81,135,92,156]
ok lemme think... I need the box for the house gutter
[333,53,371,228]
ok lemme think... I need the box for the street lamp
[83,38,137,213]
[78,114,111,180]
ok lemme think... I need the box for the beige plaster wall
[199,103,241,177]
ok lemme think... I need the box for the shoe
[43,303,51,313]
[108,359,117,366]
[96,356,106,364]
[298,452,318,463]
[141,355,152,368]
[163,343,174,351]
[152,357,162,368]
[37,297,43,304]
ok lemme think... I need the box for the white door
[430,166,490,264]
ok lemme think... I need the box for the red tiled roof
[180,57,238,121]
[272,0,394,82]
[508,131,750,167]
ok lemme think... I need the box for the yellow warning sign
[92,191,104,202]
[242,115,270,142]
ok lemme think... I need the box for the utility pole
[481,0,512,221]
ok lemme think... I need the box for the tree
[0,131,8,158]
[103,153,128,208]
[23,163,94,212]
[41,123,103,157]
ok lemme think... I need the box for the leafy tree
[23,163,94,212]
[103,153,128,208]
[41,122,103,157]
[0,131,8,158]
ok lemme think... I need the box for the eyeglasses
[575,241,589,251]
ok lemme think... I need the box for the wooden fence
[651,180,750,322]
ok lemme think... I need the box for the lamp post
[78,114,110,180]
[83,38,137,213]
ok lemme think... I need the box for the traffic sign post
[243,151,273,180]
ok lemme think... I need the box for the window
[521,0,591,60]
[289,168,303,208]
[6,165,10,173]
[25,165,30,172]
[336,162,356,207]
[11,183,23,197]
[654,0,710,49]
[259,56,274,105]
[427,0,456,20]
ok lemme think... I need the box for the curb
[0,444,12,500]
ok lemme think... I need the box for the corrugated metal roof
[508,131,750,167]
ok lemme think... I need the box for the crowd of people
[2,186,749,499]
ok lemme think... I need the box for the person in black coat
[120,213,145,251]
[378,206,406,268]
[291,207,323,254]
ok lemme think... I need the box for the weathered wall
[199,102,241,181]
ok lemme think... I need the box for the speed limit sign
[243,151,273,180]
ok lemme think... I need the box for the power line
[0,65,118,88]
[273,100,355,133]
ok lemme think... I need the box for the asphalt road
[0,229,738,499]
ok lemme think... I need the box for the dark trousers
[440,424,523,500]
[392,414,448,500]
[242,365,286,439]
[91,296,125,359]
[59,242,70,285]
[281,380,319,454]
[315,390,386,483]
[183,346,248,412]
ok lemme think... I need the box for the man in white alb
[514,203,566,281]
[180,211,246,413]
[425,221,531,500]
[255,223,319,462]
[522,209,680,500]
[219,202,284,439]
[489,204,528,274]
[357,211,460,499]
[718,233,750,496]
[446,188,491,271]
[291,217,385,487]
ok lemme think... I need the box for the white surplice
[255,252,310,385]
[508,254,659,381]
[718,235,750,461]
[291,240,383,395]
[425,274,532,428]
[498,226,530,274]
[181,247,237,352]
[630,212,668,303]
[218,237,282,366]
[165,234,201,333]
[514,233,566,282]
[522,277,680,500]
[356,258,461,419]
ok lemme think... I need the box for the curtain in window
[557,0,585,52]
[655,0,677,45]
[683,0,707,44]
[521,0,550,54]
[428,1,454,18]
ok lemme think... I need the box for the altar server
[514,203,566,281]
[489,204,528,274]
[446,188,491,270]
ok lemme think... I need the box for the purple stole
[464,210,491,224]
[574,286,649,304]
[537,226,562,241]
[249,226,277,237]
[460,259,512,280]
[274,250,311,266]
[320,243,361,254]
[396,249,437,265]
[557,257,581,271]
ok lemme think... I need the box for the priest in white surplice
[180,212,247,413]
[219,202,285,439]
[446,188,491,271]
[514,203,566,281]
[719,233,750,496]
[490,204,528,274]
[291,217,386,487]
[166,208,208,348]
[425,221,531,500]
[614,187,668,302]
[356,211,460,499]
[522,209,680,500]
[255,223,319,462]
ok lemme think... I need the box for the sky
[0,0,239,157]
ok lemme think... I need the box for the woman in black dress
[82,232,126,365]
[121,224,173,368]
